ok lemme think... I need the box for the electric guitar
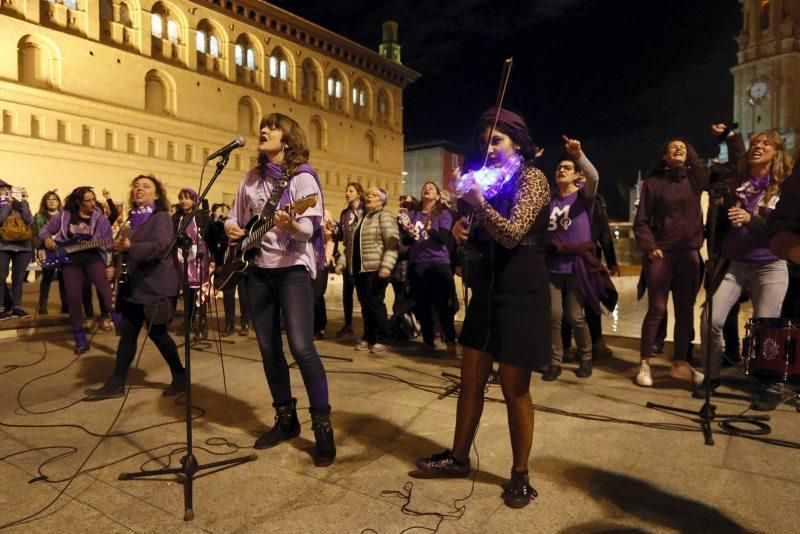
[214,194,318,291]
[110,221,131,312]
[37,235,115,269]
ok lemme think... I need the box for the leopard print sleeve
[473,165,550,249]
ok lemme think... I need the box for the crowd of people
[2,110,799,510]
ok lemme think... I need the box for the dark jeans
[0,250,33,310]
[245,266,329,411]
[112,299,183,380]
[38,267,66,311]
[222,278,249,327]
[82,277,109,318]
[409,262,457,345]
[641,250,700,360]
[342,269,356,328]
[61,258,114,332]
[312,266,329,333]
[355,271,391,345]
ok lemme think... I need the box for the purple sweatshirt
[407,209,453,264]
[720,183,779,264]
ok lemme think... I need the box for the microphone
[207,137,245,160]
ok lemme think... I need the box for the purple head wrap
[179,187,198,201]
[478,107,534,154]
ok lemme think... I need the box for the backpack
[0,211,32,241]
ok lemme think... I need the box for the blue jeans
[703,259,788,379]
[0,250,33,310]
[245,265,329,411]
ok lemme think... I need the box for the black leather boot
[163,370,186,397]
[254,398,300,449]
[310,407,336,467]
[84,377,125,401]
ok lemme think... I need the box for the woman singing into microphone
[415,108,551,508]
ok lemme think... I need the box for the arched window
[365,134,376,162]
[376,89,392,127]
[269,49,289,81]
[237,98,255,136]
[19,44,46,88]
[761,0,771,30]
[246,48,255,70]
[151,13,163,38]
[235,35,256,70]
[209,36,219,57]
[119,3,132,27]
[351,78,370,121]
[309,117,323,150]
[145,76,166,114]
[327,76,342,98]
[167,20,179,43]
[196,30,206,54]
[301,58,321,105]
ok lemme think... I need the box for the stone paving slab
[0,312,797,533]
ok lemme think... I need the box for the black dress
[458,164,552,369]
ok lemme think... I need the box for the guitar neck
[64,239,114,254]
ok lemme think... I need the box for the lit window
[335,80,342,99]
[235,44,243,66]
[279,60,288,81]
[63,0,77,9]
[327,77,334,96]
[352,88,357,104]
[167,20,179,43]
[151,14,163,38]
[209,36,219,58]
[269,56,278,78]
[196,30,206,54]
[360,92,365,106]
[246,49,255,70]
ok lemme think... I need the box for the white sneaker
[669,362,704,386]
[354,340,369,351]
[636,360,653,387]
[370,343,389,354]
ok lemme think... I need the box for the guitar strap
[257,170,293,225]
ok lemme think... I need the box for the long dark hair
[127,174,171,212]
[38,190,62,215]
[463,114,538,172]
[257,113,310,178]
[648,137,708,195]
[345,181,365,208]
[64,186,96,214]
[419,181,445,219]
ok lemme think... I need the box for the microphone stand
[118,154,257,520]
[645,184,769,445]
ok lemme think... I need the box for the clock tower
[731,0,800,148]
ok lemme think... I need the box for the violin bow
[482,58,514,168]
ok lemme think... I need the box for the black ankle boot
[254,398,300,449]
[310,408,336,467]
[84,378,125,401]
[38,299,48,315]
[502,470,537,508]
[163,370,186,397]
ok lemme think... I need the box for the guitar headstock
[289,194,319,216]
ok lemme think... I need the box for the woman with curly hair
[39,186,116,354]
[33,190,66,315]
[634,138,708,387]
[84,174,185,400]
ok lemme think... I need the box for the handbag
[0,211,32,241]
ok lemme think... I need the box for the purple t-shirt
[408,209,453,264]
[546,187,594,274]
[226,168,323,277]
[720,194,780,264]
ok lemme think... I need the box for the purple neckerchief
[259,161,326,273]
[129,203,155,229]
[736,174,769,214]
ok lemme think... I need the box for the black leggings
[409,262,457,345]
[342,269,356,328]
[112,299,183,380]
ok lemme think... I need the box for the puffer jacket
[336,205,398,275]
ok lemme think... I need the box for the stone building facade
[0,0,419,210]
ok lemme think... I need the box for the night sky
[272,0,742,217]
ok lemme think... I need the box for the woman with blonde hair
[701,125,791,411]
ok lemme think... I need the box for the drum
[743,318,800,384]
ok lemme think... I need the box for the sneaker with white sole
[370,343,389,354]
[354,340,369,351]
[636,360,653,387]
[669,362,704,386]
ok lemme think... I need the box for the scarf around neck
[129,203,156,229]
[736,174,770,214]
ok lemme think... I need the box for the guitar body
[213,194,318,292]
[40,235,96,269]
[214,216,265,291]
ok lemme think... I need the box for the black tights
[112,300,183,381]
[452,347,534,472]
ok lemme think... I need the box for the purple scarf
[736,174,770,214]
[129,203,155,229]
[259,160,327,274]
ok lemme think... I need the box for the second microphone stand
[118,155,257,520]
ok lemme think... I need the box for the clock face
[750,81,769,99]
